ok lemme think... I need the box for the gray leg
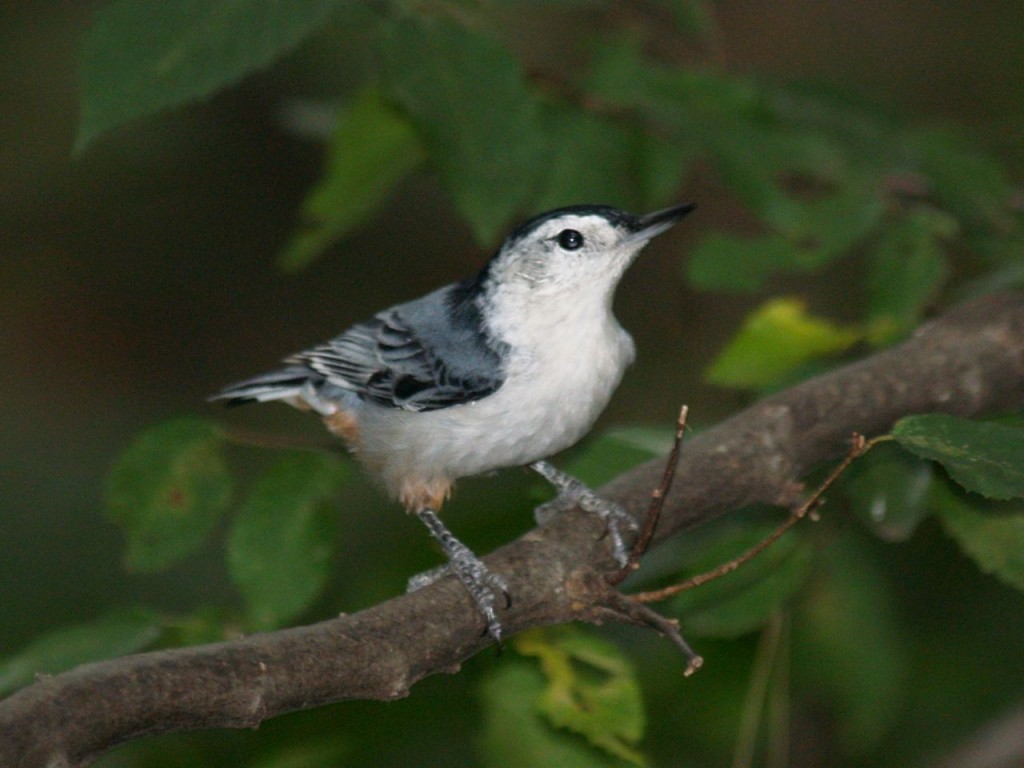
[408,508,510,644]
[530,460,638,567]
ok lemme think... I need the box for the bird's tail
[208,366,318,407]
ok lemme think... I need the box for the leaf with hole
[686,233,818,292]
[105,418,232,571]
[865,208,953,344]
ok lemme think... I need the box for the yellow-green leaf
[706,298,859,389]
[516,627,646,766]
[479,662,624,768]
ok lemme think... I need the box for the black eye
[557,229,584,251]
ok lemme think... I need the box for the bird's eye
[557,229,584,251]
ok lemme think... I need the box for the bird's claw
[407,557,510,644]
[408,513,511,645]
[530,461,637,567]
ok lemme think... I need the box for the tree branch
[3,293,1024,767]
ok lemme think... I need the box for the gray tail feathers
[208,366,320,407]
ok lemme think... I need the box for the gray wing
[289,282,506,412]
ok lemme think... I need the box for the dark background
[2,0,1022,715]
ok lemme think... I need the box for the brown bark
[2,293,1023,768]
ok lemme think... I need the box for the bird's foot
[530,460,638,567]
[410,509,511,645]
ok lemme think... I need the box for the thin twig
[633,433,880,603]
[607,405,689,587]
[601,590,704,676]
[597,406,702,672]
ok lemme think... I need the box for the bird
[210,202,696,642]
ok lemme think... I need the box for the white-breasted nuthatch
[211,202,695,641]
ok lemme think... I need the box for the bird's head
[483,202,696,305]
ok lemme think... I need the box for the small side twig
[601,590,704,677]
[595,406,703,674]
[607,405,690,587]
[633,433,880,604]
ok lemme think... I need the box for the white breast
[356,302,635,497]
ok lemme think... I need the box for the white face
[489,213,648,298]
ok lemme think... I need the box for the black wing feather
[288,281,505,412]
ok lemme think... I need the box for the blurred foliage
[104,418,233,571]
[226,452,350,629]
[513,628,646,765]
[705,297,859,389]
[3,0,1023,767]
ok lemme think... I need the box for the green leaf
[245,737,348,768]
[279,88,425,271]
[840,443,936,541]
[793,536,908,752]
[700,131,814,236]
[516,628,646,766]
[933,485,1024,593]
[561,427,671,488]
[0,608,163,695]
[666,520,814,638]
[105,418,232,571]
[479,662,625,768]
[959,233,1024,298]
[865,208,954,344]
[227,452,349,628]
[587,40,903,271]
[648,0,715,37]
[892,414,1024,500]
[77,0,343,150]
[635,130,695,209]
[686,179,884,293]
[793,174,886,260]
[686,233,818,292]
[531,95,692,216]
[906,126,1013,226]
[379,17,548,243]
[706,298,860,389]
[532,107,643,213]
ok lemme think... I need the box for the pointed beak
[626,202,697,245]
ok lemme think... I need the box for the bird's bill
[627,202,697,244]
